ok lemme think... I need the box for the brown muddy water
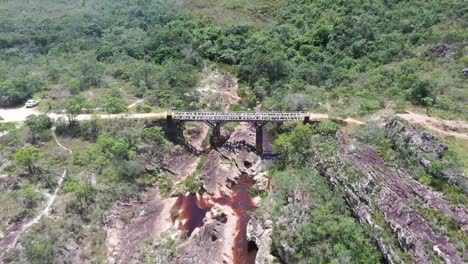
[175,193,212,237]
[175,174,258,264]
[215,174,257,264]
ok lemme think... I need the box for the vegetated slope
[183,0,467,118]
[269,119,467,263]
[0,0,200,111]
[1,0,466,120]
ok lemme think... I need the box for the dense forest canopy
[0,0,466,119]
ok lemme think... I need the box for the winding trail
[1,128,72,252]
[127,99,144,109]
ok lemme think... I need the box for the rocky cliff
[313,120,467,263]
[385,118,466,190]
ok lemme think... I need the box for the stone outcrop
[106,188,177,264]
[246,218,275,264]
[176,123,271,264]
[141,143,199,179]
[199,150,237,197]
[385,117,447,167]
[266,188,311,264]
[317,131,467,263]
[430,43,452,56]
[176,221,227,263]
[385,117,466,190]
[175,205,235,264]
[200,124,263,197]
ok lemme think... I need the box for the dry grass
[443,136,468,169]
[174,0,286,28]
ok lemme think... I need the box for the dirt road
[0,108,167,123]
[396,111,468,139]
[0,107,40,123]
[1,107,466,139]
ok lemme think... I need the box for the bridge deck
[172,111,306,122]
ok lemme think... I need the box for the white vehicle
[25,99,39,108]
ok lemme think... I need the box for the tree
[25,114,52,144]
[316,120,340,136]
[79,56,103,90]
[0,77,45,107]
[63,180,94,216]
[406,79,434,106]
[65,96,86,127]
[97,134,135,160]
[421,97,434,116]
[13,146,43,175]
[103,97,127,113]
[273,124,317,166]
[26,239,54,264]
[130,62,159,89]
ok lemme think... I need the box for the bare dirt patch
[197,67,241,110]
[397,111,468,139]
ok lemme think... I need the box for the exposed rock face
[267,187,312,264]
[176,204,236,264]
[196,68,241,110]
[185,124,209,151]
[247,218,275,264]
[385,117,466,190]
[430,43,452,56]
[200,150,237,197]
[141,144,199,178]
[108,122,271,264]
[176,221,227,263]
[166,151,200,178]
[385,118,447,165]
[176,123,271,264]
[321,131,467,263]
[200,124,263,197]
[106,188,176,264]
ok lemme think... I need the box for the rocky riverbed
[105,121,273,264]
[103,68,272,264]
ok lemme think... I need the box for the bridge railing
[170,111,306,121]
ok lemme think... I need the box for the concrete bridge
[166,111,310,154]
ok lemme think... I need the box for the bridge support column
[206,121,224,148]
[212,123,221,147]
[304,115,310,124]
[166,113,177,141]
[254,123,266,156]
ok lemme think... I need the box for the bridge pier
[169,111,307,155]
[253,122,266,156]
[212,123,221,147]
[205,121,224,147]
[166,113,177,141]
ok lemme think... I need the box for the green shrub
[316,120,340,136]
[103,97,127,114]
[142,127,165,144]
[136,104,152,113]
[26,240,54,264]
